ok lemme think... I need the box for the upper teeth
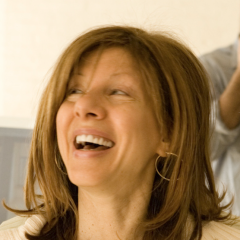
[76,134,114,148]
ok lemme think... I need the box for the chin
[67,169,109,189]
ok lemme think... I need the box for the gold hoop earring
[155,152,179,181]
[55,157,68,175]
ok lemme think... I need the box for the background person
[0,26,240,240]
[200,36,240,216]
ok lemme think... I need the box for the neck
[77,172,155,240]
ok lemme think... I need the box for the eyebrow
[75,72,134,77]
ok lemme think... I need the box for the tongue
[82,145,108,150]
[83,145,93,150]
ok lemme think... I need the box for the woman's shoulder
[202,216,240,240]
[0,214,46,239]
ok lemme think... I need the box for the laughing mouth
[74,134,114,151]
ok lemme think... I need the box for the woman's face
[56,47,165,188]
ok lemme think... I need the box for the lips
[74,134,114,151]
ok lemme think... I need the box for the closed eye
[65,88,84,102]
[67,88,83,96]
[111,89,128,96]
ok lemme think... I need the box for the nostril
[75,111,80,117]
[74,101,105,119]
[88,112,98,117]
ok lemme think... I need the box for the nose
[73,92,106,120]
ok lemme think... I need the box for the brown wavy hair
[4,25,230,240]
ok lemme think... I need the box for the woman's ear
[156,138,170,157]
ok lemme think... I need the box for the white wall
[1,0,240,128]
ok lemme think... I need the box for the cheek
[56,104,72,156]
[133,107,160,145]
[115,106,159,137]
[56,103,73,130]
[56,106,65,136]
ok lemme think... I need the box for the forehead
[80,47,138,72]
[70,47,144,86]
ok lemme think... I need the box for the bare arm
[219,37,240,129]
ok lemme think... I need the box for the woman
[1,25,240,240]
